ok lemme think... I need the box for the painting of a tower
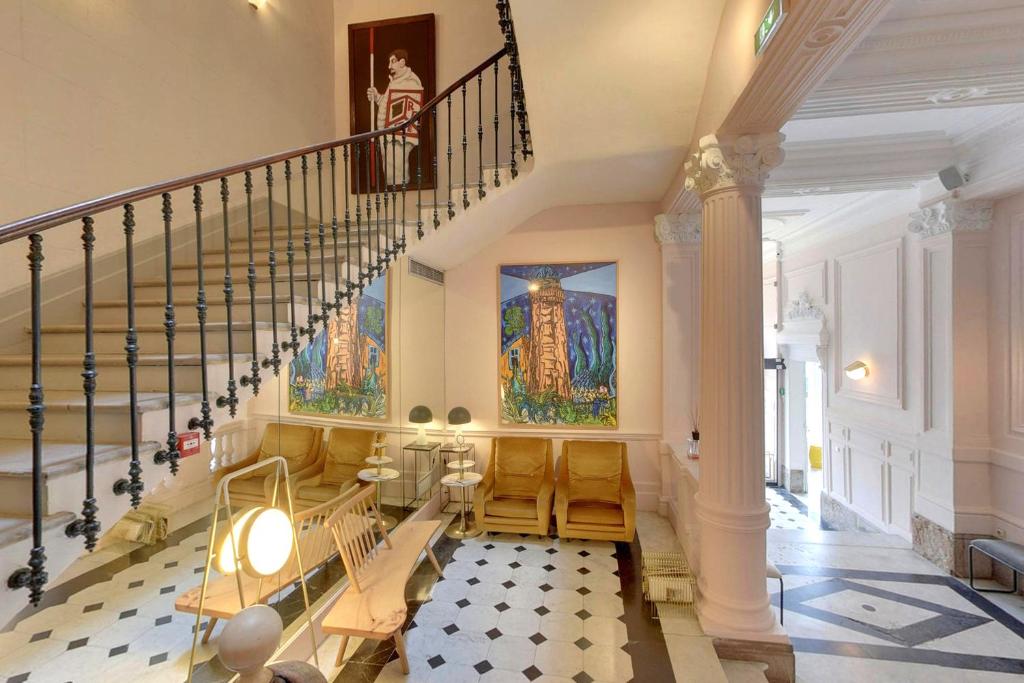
[499,262,617,427]
[288,273,388,419]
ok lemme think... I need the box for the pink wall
[443,203,665,508]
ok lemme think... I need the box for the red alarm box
[178,432,201,458]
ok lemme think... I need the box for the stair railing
[2,34,529,608]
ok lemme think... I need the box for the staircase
[0,1,531,623]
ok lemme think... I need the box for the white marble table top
[446,459,476,470]
[441,471,483,488]
[358,467,400,482]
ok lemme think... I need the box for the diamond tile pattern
[406,532,630,682]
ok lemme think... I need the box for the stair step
[0,511,77,548]
[0,438,161,517]
[91,294,322,325]
[0,389,202,443]
[34,321,294,355]
[0,352,255,392]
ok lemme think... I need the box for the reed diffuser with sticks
[688,407,700,460]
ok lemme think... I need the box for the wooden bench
[969,538,1024,594]
[322,483,442,672]
[175,485,358,643]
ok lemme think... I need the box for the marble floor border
[776,563,1024,675]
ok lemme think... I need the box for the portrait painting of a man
[349,14,436,192]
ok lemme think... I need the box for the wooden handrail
[0,48,507,244]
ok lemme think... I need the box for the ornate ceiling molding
[683,133,786,197]
[720,0,890,134]
[654,212,702,245]
[908,199,994,239]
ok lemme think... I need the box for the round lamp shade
[447,406,471,426]
[215,506,294,578]
[409,405,433,424]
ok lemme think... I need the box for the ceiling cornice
[720,0,892,135]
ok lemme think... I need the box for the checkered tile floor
[0,530,220,683]
[767,486,813,531]
[375,533,632,683]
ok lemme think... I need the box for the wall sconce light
[409,405,433,445]
[844,360,869,381]
[215,506,293,577]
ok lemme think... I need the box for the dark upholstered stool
[969,539,1024,594]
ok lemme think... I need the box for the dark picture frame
[348,13,436,192]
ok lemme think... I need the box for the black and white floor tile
[768,530,1024,681]
[767,485,832,532]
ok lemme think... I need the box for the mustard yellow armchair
[555,440,636,542]
[294,426,384,509]
[215,423,324,507]
[473,437,554,536]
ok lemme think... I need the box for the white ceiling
[764,0,1024,252]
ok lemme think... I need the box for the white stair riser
[134,277,323,299]
[39,327,292,355]
[93,299,299,326]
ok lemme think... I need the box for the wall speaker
[938,166,968,191]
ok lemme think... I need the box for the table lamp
[447,406,471,447]
[409,405,433,445]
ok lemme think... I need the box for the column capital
[684,132,786,197]
[655,211,702,245]
[908,199,994,238]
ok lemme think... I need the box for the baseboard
[712,637,794,683]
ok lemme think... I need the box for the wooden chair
[322,484,442,671]
[175,484,358,642]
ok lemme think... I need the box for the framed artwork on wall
[348,13,436,192]
[289,274,389,420]
[499,262,619,427]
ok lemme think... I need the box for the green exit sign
[755,0,786,55]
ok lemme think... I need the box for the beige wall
[987,189,1024,543]
[0,0,335,289]
[443,203,664,509]
[332,0,503,139]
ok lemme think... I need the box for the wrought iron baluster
[215,178,239,416]
[462,82,470,210]
[416,119,424,240]
[493,60,501,188]
[66,217,100,549]
[364,141,375,280]
[375,137,384,270]
[153,195,180,471]
[354,143,364,291]
[316,151,329,325]
[239,172,261,395]
[447,94,455,220]
[402,128,409,251]
[509,56,519,179]
[382,137,389,266]
[260,166,281,376]
[392,132,400,255]
[9,234,48,604]
[343,145,353,303]
[282,161,299,352]
[329,148,341,312]
[187,186,213,438]
[433,106,440,228]
[478,72,486,200]
[112,205,144,507]
[300,156,315,341]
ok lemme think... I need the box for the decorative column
[685,132,785,636]
[655,212,702,523]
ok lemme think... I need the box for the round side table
[441,471,482,539]
[357,465,399,530]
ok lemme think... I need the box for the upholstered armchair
[474,437,554,536]
[555,440,636,542]
[215,423,324,506]
[294,426,384,509]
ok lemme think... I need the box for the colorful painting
[348,14,436,192]
[289,275,388,419]
[499,262,618,427]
